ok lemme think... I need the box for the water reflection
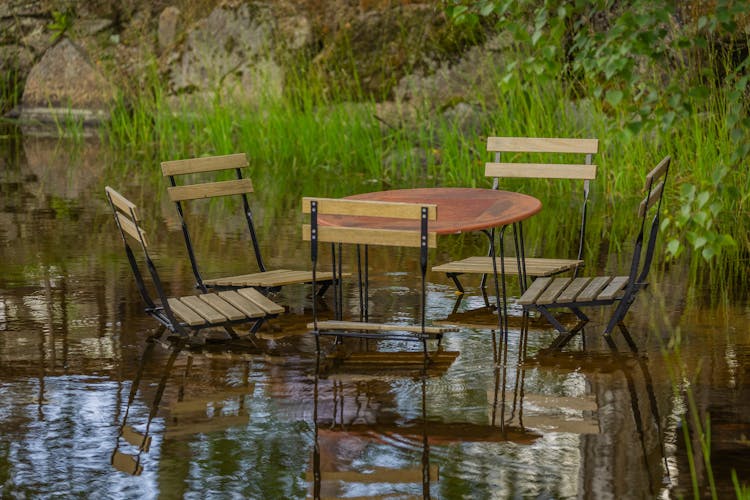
[1,130,749,497]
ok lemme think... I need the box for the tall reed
[101,56,748,288]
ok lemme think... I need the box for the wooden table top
[329,187,542,234]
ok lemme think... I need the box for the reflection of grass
[101,60,747,289]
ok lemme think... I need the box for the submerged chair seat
[202,269,337,288]
[519,156,671,350]
[105,186,283,340]
[165,288,284,327]
[432,256,584,278]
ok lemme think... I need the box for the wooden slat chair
[432,137,599,298]
[517,155,671,349]
[302,197,458,358]
[161,153,340,296]
[105,187,283,342]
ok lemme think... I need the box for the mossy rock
[312,4,482,100]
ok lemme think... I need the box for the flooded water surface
[1,132,748,498]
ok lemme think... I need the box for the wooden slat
[575,276,612,302]
[309,320,458,335]
[217,290,267,318]
[486,137,599,154]
[198,294,246,321]
[597,276,629,300]
[236,288,285,315]
[178,296,227,324]
[169,385,254,414]
[303,225,437,249]
[302,197,437,220]
[111,450,143,476]
[536,278,572,305]
[309,465,439,484]
[167,298,206,326]
[160,153,248,176]
[165,414,249,438]
[484,162,597,180]
[166,178,254,201]
[115,212,148,247]
[645,155,671,184]
[432,256,582,277]
[121,425,151,451]
[517,277,553,305]
[105,186,139,219]
[638,179,664,217]
[555,277,592,303]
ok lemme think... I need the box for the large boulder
[164,3,290,103]
[17,38,115,124]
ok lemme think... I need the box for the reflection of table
[329,188,542,338]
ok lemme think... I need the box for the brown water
[1,132,748,499]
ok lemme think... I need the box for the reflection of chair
[161,153,339,295]
[433,137,598,299]
[106,187,283,341]
[111,338,181,476]
[310,371,437,499]
[302,197,457,358]
[518,156,671,349]
[111,338,257,476]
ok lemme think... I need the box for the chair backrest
[160,153,261,290]
[630,155,671,284]
[105,186,176,322]
[302,197,437,327]
[484,137,599,263]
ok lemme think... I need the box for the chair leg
[447,273,465,295]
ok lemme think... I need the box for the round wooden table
[338,187,542,233]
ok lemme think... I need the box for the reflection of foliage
[49,8,75,42]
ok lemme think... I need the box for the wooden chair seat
[203,269,344,288]
[308,320,458,338]
[518,276,629,306]
[432,256,584,277]
[166,288,284,327]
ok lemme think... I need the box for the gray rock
[165,3,283,102]
[0,0,45,18]
[158,6,181,53]
[18,38,114,122]
[0,44,35,72]
[277,14,312,50]
[75,18,113,36]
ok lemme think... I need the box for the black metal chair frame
[441,137,598,302]
[161,154,334,296]
[105,187,275,340]
[521,156,671,349]
[305,198,456,360]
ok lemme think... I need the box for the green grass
[100,60,748,293]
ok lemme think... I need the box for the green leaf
[701,246,716,261]
[667,239,680,256]
[696,191,710,209]
[693,236,707,249]
[480,2,495,17]
[605,89,624,107]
